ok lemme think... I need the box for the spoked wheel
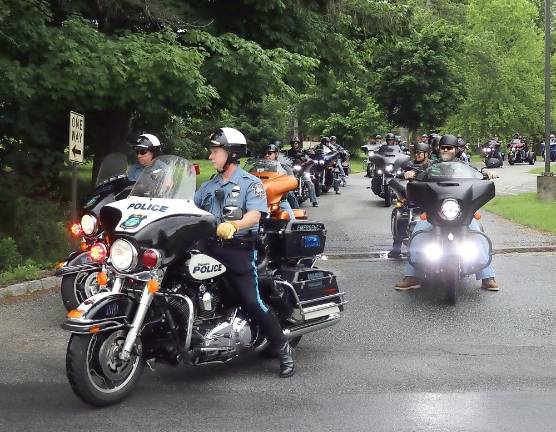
[66,330,144,407]
[444,271,459,305]
[61,271,106,311]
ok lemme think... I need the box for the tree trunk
[89,110,131,185]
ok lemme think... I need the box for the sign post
[69,111,85,220]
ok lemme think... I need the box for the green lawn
[485,192,556,234]
[528,165,556,175]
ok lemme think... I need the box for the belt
[212,237,257,250]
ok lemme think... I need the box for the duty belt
[214,237,257,250]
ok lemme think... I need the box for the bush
[0,237,22,271]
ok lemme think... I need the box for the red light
[324,286,337,295]
[193,163,201,175]
[79,241,88,251]
[89,243,107,262]
[142,249,161,269]
[70,223,83,238]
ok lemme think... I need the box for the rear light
[89,243,108,262]
[324,286,337,295]
[142,249,162,269]
[70,223,83,238]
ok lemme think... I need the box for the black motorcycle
[361,143,382,178]
[57,153,134,310]
[369,145,410,207]
[310,147,341,195]
[63,156,345,407]
[481,140,504,168]
[291,156,315,205]
[406,162,495,304]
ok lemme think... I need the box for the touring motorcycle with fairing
[57,153,134,310]
[369,145,410,207]
[63,156,345,407]
[405,162,495,304]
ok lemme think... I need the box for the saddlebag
[273,220,326,258]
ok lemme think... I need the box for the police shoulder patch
[253,182,265,198]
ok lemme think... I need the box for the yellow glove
[216,221,239,240]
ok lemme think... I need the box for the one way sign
[69,111,85,163]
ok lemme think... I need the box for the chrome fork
[120,284,153,361]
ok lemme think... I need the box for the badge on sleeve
[253,182,265,198]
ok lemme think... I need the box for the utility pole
[544,0,552,176]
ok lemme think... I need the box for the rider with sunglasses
[128,133,164,182]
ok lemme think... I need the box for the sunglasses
[136,149,149,155]
[265,151,276,155]
[440,146,455,151]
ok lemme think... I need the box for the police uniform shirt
[194,166,268,238]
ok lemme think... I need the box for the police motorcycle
[63,156,345,407]
[481,140,504,168]
[361,143,382,178]
[309,145,341,195]
[57,153,134,310]
[405,161,495,304]
[370,145,411,207]
[507,138,535,165]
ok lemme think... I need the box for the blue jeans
[302,177,318,203]
[280,200,296,220]
[336,158,347,179]
[404,219,495,280]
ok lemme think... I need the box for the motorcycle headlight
[377,169,383,175]
[396,169,403,175]
[81,214,98,236]
[385,164,394,173]
[110,239,138,272]
[439,199,461,221]
[459,240,479,262]
[304,172,311,179]
[484,148,492,153]
[293,165,302,171]
[319,160,325,165]
[424,243,443,261]
[368,151,375,157]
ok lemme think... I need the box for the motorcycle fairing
[55,251,101,277]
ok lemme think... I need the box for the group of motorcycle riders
[94,126,503,379]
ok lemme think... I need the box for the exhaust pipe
[283,313,341,340]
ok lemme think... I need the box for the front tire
[444,271,459,305]
[66,330,144,407]
[384,187,392,207]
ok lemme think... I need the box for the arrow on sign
[72,146,82,157]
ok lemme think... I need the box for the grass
[485,192,556,234]
[528,165,556,175]
[0,262,48,287]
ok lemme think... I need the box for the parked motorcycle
[63,156,345,406]
[405,161,495,304]
[507,139,535,165]
[481,140,504,168]
[57,153,133,310]
[369,145,410,207]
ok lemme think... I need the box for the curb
[0,276,60,300]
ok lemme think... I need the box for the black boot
[278,341,295,378]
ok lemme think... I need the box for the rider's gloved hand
[216,221,239,240]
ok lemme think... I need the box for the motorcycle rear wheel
[66,330,144,407]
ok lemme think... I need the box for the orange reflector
[79,241,88,251]
[70,223,83,238]
[420,213,428,221]
[89,325,101,334]
[67,309,84,319]
[474,212,481,220]
[96,272,109,286]
[147,279,160,293]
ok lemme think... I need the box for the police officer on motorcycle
[194,127,295,377]
[394,134,499,291]
[128,133,164,181]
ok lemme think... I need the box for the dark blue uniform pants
[208,245,286,348]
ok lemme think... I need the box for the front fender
[62,292,137,334]
[55,251,101,277]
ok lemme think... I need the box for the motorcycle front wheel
[66,330,144,407]
[444,271,459,305]
[384,187,392,207]
[61,271,104,311]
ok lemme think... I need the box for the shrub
[0,237,22,271]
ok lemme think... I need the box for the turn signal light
[96,271,109,286]
[89,324,101,334]
[79,241,88,251]
[55,261,65,270]
[420,213,428,221]
[70,223,83,238]
[147,279,160,293]
[67,309,84,319]
[89,243,107,263]
[474,212,481,220]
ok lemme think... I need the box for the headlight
[368,151,375,157]
[293,165,302,171]
[377,169,383,175]
[396,169,403,175]
[110,239,138,272]
[424,243,443,261]
[439,199,460,221]
[459,240,478,261]
[304,172,311,179]
[385,164,394,173]
[319,160,325,165]
[484,148,492,153]
[81,214,98,236]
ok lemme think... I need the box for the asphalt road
[1,165,555,431]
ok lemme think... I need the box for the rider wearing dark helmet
[194,127,295,377]
[286,137,319,207]
[394,134,499,291]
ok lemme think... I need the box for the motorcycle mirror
[222,206,243,221]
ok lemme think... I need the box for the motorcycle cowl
[62,292,137,335]
[55,251,101,277]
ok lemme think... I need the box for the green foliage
[0,237,22,272]
[0,260,44,287]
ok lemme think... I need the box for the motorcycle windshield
[419,162,484,181]
[246,159,287,174]
[129,155,196,200]
[95,153,129,186]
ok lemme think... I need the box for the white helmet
[135,133,161,151]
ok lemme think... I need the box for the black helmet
[265,143,280,153]
[290,136,301,144]
[206,127,247,161]
[385,133,396,141]
[439,134,459,147]
[135,133,162,153]
[320,136,330,145]
[414,142,431,153]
